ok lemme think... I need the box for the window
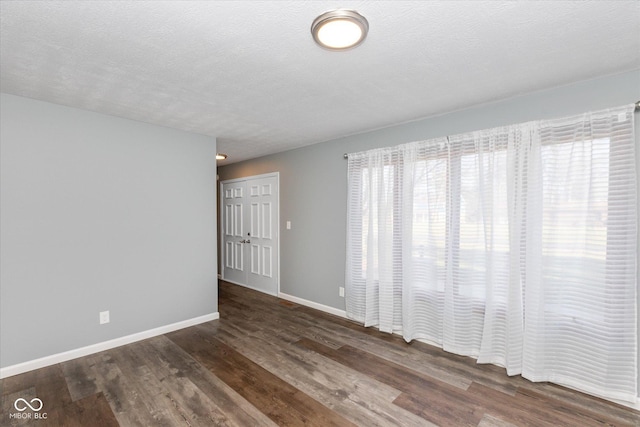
[346,105,637,403]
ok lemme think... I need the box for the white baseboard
[278,292,347,318]
[0,312,220,379]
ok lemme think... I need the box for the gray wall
[218,69,640,312]
[0,94,218,368]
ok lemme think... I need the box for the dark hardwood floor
[2,280,639,426]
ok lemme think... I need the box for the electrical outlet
[339,287,345,297]
[99,310,110,324]
[286,221,291,230]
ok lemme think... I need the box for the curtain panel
[345,105,637,402]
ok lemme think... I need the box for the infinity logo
[14,398,43,412]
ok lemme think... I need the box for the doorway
[220,173,279,296]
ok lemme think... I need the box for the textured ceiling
[1,1,639,164]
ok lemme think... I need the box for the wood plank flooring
[1,280,639,426]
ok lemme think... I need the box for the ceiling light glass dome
[311,10,369,50]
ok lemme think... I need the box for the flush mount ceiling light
[216,153,228,160]
[311,9,369,50]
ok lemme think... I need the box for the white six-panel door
[222,180,247,286]
[221,173,278,296]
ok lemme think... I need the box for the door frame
[219,172,280,296]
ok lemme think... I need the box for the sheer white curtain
[346,105,637,402]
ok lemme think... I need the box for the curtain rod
[343,101,640,159]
